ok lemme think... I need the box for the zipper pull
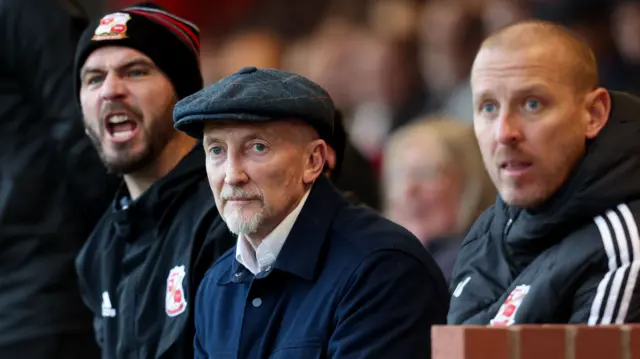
[503,218,514,237]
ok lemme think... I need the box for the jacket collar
[109,143,205,228]
[221,175,350,284]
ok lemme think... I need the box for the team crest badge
[490,284,531,326]
[92,12,131,41]
[165,265,188,317]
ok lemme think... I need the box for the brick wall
[432,325,640,359]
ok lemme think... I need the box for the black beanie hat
[74,2,203,101]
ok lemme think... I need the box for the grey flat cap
[173,66,335,140]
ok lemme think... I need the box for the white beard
[223,206,265,235]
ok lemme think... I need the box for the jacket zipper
[503,218,514,237]
[502,216,522,277]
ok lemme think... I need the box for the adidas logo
[101,291,117,318]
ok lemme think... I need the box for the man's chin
[500,189,548,209]
[227,224,260,237]
[101,152,153,175]
[224,212,263,236]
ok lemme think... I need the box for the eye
[479,101,499,116]
[252,143,267,152]
[127,68,149,78]
[523,98,542,112]
[85,75,104,86]
[209,146,223,156]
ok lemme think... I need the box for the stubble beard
[84,114,176,175]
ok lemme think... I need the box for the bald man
[448,20,640,325]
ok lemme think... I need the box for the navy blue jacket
[194,175,449,359]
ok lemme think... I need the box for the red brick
[517,325,567,359]
[432,326,511,359]
[432,325,465,359]
[624,325,640,359]
[573,325,623,359]
[463,327,511,359]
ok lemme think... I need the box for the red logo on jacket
[166,265,188,317]
[490,284,530,326]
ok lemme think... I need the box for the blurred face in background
[385,133,462,245]
[286,19,409,109]
[612,1,640,64]
[418,1,483,96]
[480,0,527,34]
[80,46,178,174]
[210,31,284,82]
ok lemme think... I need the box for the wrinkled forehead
[471,46,573,98]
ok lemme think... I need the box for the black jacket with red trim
[448,91,640,325]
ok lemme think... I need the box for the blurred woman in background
[382,117,496,282]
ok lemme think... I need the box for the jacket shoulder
[567,201,640,324]
[326,204,447,289]
[449,205,499,281]
[572,201,640,259]
[461,205,497,247]
[196,248,236,294]
[331,204,427,258]
[74,206,115,308]
[76,207,115,267]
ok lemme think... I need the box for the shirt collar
[235,189,311,275]
[221,175,351,284]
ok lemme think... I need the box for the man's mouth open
[105,114,140,143]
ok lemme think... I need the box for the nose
[495,111,524,145]
[100,73,127,101]
[224,153,249,186]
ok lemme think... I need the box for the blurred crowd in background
[79,0,640,280]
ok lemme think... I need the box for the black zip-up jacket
[75,146,235,359]
[448,91,640,326]
[0,0,118,348]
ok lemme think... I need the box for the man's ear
[303,139,328,185]
[584,87,611,139]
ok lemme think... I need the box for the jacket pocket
[269,337,323,359]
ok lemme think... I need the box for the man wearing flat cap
[174,66,449,359]
[73,3,234,358]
